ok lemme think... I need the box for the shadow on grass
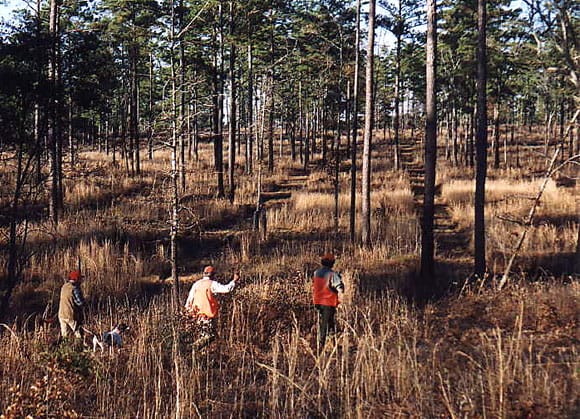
[68,181,150,213]
[0,182,151,228]
[532,214,578,228]
[492,251,578,278]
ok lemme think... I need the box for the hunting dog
[87,324,130,352]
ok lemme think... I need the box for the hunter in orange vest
[184,265,239,349]
[312,253,344,348]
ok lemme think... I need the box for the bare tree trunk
[350,0,361,243]
[34,104,42,184]
[1,142,26,318]
[493,100,500,169]
[218,5,225,197]
[543,110,554,156]
[246,43,253,173]
[48,0,61,225]
[34,0,43,184]
[267,14,275,172]
[148,51,154,159]
[170,0,180,307]
[334,37,344,233]
[258,82,266,162]
[55,7,64,212]
[393,29,401,170]
[68,98,74,166]
[298,81,304,164]
[346,79,351,157]
[304,107,310,168]
[444,112,450,161]
[474,0,488,278]
[228,0,237,202]
[178,0,186,192]
[469,110,475,167]
[130,43,140,175]
[361,0,376,247]
[213,5,225,198]
[290,120,296,160]
[420,0,437,294]
[452,106,458,166]
[193,70,199,160]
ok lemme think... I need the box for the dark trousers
[315,304,336,347]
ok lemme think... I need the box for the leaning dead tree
[498,109,579,290]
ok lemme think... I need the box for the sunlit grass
[0,128,578,417]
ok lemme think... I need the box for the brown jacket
[58,281,84,321]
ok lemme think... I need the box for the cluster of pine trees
[0,1,577,308]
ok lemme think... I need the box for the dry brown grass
[0,128,578,417]
[1,280,576,417]
[442,178,578,271]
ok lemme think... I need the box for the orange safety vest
[312,270,339,307]
[191,278,219,318]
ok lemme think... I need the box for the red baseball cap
[68,270,83,281]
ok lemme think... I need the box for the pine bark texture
[474,0,488,278]
[361,0,376,247]
[420,0,437,292]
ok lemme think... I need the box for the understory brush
[0,281,577,417]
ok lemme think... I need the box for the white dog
[92,334,105,352]
[86,324,129,353]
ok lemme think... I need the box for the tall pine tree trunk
[474,0,488,278]
[493,99,500,169]
[420,0,437,294]
[246,43,253,173]
[170,0,180,306]
[129,43,140,175]
[48,0,61,225]
[228,0,237,202]
[68,98,74,166]
[148,51,154,159]
[393,30,401,169]
[350,0,361,243]
[178,3,187,192]
[267,15,275,172]
[334,38,344,233]
[213,6,225,198]
[361,0,375,247]
[193,70,199,160]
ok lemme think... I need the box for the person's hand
[233,272,241,282]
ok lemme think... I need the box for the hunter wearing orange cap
[58,270,86,340]
[312,253,344,348]
[184,265,239,349]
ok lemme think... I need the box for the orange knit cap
[321,253,335,263]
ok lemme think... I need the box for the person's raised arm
[210,272,239,294]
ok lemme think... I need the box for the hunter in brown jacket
[58,270,86,339]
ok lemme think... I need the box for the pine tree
[474,0,488,279]
[361,0,376,247]
[420,0,437,295]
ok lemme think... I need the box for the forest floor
[0,129,578,418]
